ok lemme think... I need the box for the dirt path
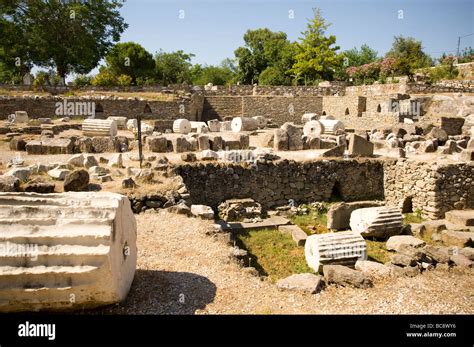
[92,211,473,315]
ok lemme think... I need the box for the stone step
[278,225,307,246]
[445,210,474,227]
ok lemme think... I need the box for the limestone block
[9,138,26,152]
[198,135,210,150]
[42,138,74,155]
[305,231,367,272]
[350,206,403,238]
[276,273,323,294]
[191,205,214,219]
[126,119,138,131]
[445,210,474,227]
[386,235,426,252]
[82,119,117,137]
[210,136,224,151]
[171,137,191,153]
[279,225,307,246]
[273,129,288,151]
[47,167,71,181]
[348,133,374,157]
[4,168,31,182]
[207,120,221,132]
[355,260,391,280]
[91,137,119,153]
[0,176,20,192]
[201,150,219,161]
[12,111,29,123]
[68,154,85,167]
[320,145,345,157]
[0,192,137,312]
[220,121,232,132]
[107,116,127,130]
[281,122,303,150]
[108,154,123,168]
[323,265,372,288]
[147,136,168,153]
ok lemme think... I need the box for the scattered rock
[0,176,20,192]
[450,254,473,268]
[122,177,137,189]
[63,169,89,192]
[191,205,214,220]
[181,153,197,162]
[355,260,391,280]
[323,265,373,289]
[386,235,426,252]
[276,273,324,294]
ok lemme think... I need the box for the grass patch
[404,209,424,224]
[366,239,391,264]
[235,228,313,283]
[290,212,329,235]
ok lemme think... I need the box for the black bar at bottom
[0,314,471,345]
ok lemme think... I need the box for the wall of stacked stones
[0,96,195,121]
[346,80,474,96]
[202,96,323,125]
[383,160,474,219]
[175,159,384,210]
[242,96,323,125]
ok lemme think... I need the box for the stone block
[0,192,137,312]
[276,273,323,294]
[348,133,374,157]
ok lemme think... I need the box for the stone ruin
[0,192,137,312]
[0,80,473,307]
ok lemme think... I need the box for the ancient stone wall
[322,95,366,118]
[201,96,323,125]
[242,96,323,125]
[0,96,194,121]
[175,159,385,209]
[383,160,474,219]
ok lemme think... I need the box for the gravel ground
[92,211,474,315]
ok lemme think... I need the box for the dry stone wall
[175,159,384,209]
[383,160,474,219]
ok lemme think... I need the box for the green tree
[1,0,127,83]
[385,36,433,80]
[154,50,194,85]
[234,28,295,85]
[291,9,341,84]
[104,42,155,84]
[191,63,236,85]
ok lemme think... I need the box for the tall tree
[234,28,295,84]
[0,0,127,82]
[291,8,341,84]
[385,36,433,80]
[154,50,195,85]
[104,42,155,84]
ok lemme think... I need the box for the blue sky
[117,0,474,66]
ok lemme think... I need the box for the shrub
[117,74,133,87]
[73,75,92,87]
[91,69,117,86]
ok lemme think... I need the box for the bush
[73,75,92,87]
[117,74,133,87]
[33,71,49,87]
[91,69,117,86]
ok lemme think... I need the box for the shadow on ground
[90,270,217,315]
